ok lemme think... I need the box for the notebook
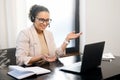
[8,66,51,79]
[60,41,105,74]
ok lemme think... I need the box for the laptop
[60,41,105,74]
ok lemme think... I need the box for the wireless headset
[30,5,38,22]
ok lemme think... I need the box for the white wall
[0,0,8,48]
[0,0,17,49]
[5,0,17,48]
[80,0,120,56]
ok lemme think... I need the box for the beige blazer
[16,25,65,66]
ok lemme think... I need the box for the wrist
[65,37,70,41]
[64,39,70,45]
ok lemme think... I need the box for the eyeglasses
[36,17,52,24]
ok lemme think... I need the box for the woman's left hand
[66,32,82,41]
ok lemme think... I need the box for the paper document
[8,65,51,79]
[102,53,115,61]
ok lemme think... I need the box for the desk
[0,55,120,80]
[101,56,120,80]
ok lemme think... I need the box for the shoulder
[16,26,34,41]
[44,30,53,35]
[21,26,32,32]
[19,26,34,35]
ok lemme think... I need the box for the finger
[76,32,82,36]
[43,54,49,57]
[42,56,47,61]
[79,32,83,35]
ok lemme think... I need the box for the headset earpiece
[31,16,35,22]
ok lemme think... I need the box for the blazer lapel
[44,30,56,56]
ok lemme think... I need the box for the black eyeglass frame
[35,17,52,24]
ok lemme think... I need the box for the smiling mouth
[40,26,46,29]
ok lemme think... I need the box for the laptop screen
[81,41,105,72]
[60,41,105,74]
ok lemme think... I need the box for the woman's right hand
[42,54,57,62]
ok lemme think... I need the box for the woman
[16,4,82,66]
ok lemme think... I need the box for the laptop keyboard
[60,61,81,73]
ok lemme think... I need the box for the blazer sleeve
[56,47,66,57]
[15,30,32,66]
